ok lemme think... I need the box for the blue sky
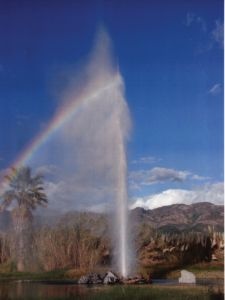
[0,0,223,209]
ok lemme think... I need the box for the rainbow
[0,74,121,192]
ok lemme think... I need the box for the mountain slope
[0,202,223,234]
[130,202,224,233]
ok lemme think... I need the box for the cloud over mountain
[130,182,224,210]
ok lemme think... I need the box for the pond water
[0,279,223,300]
[0,281,93,300]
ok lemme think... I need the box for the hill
[130,202,224,233]
[0,202,223,234]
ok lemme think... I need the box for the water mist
[26,29,132,277]
[88,30,132,277]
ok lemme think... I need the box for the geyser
[59,29,132,278]
[87,29,132,278]
[3,29,132,277]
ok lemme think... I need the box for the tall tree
[0,166,47,271]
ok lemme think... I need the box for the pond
[0,279,223,300]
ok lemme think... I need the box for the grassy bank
[166,262,224,280]
[0,269,67,281]
[85,285,223,300]
[0,262,223,282]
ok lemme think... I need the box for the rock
[78,273,103,284]
[103,271,120,284]
[178,270,196,284]
[78,271,121,285]
[90,273,103,284]
[78,275,90,284]
[123,278,147,284]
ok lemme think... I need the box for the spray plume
[0,28,132,277]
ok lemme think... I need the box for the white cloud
[132,156,160,165]
[129,181,142,191]
[185,12,195,27]
[185,13,207,32]
[208,83,222,96]
[147,167,190,184]
[129,167,193,186]
[185,14,223,52]
[35,164,59,176]
[211,20,223,48]
[196,16,207,32]
[42,175,118,213]
[129,166,211,191]
[191,174,210,181]
[130,182,224,210]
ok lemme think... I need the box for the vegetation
[0,166,223,285]
[0,167,47,271]
[0,214,109,275]
[135,222,224,277]
[0,213,223,278]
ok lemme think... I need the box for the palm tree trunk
[12,207,32,272]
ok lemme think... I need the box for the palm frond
[1,166,48,212]
[0,190,15,210]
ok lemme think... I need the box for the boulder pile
[78,271,120,284]
[78,271,151,285]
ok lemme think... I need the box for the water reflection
[0,279,223,300]
[0,281,97,299]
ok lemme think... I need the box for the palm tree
[0,166,47,271]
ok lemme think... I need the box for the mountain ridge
[0,201,223,233]
[130,201,224,233]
